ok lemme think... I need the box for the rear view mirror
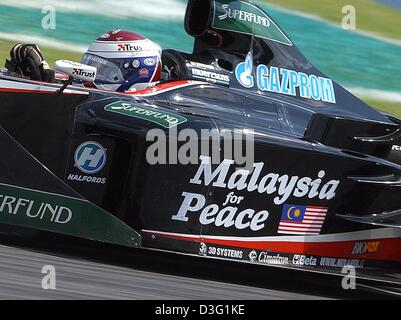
[55,60,97,83]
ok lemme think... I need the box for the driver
[6,29,163,92]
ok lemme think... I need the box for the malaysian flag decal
[278,204,328,235]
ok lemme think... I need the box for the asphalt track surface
[0,243,321,300]
[0,229,398,300]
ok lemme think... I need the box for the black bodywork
[0,0,400,275]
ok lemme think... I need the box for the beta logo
[74,142,107,174]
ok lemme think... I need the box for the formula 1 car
[0,0,400,278]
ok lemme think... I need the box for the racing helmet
[81,29,162,92]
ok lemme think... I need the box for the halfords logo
[218,3,270,27]
[235,52,336,104]
[74,142,107,174]
[67,174,106,185]
[72,68,96,79]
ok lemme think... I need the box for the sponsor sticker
[67,174,106,185]
[172,156,339,232]
[74,141,107,175]
[187,61,216,70]
[132,60,141,68]
[144,58,156,66]
[200,243,244,259]
[139,68,150,78]
[173,191,270,231]
[190,68,230,85]
[213,0,292,46]
[68,141,107,185]
[235,52,336,103]
[104,101,188,129]
[72,68,96,80]
[199,242,208,256]
[292,254,317,267]
[249,250,258,262]
[352,241,381,255]
[0,183,140,247]
[0,187,73,225]
[248,250,289,265]
[117,44,143,51]
[319,257,365,269]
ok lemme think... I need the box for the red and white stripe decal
[142,228,401,261]
[0,79,89,95]
[0,78,203,97]
[122,80,204,96]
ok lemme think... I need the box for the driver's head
[81,29,162,92]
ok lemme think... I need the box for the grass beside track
[0,39,81,68]
[263,0,401,41]
[363,99,401,118]
[1,39,400,118]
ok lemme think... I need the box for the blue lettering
[310,75,321,101]
[280,69,290,94]
[251,64,336,104]
[257,65,269,91]
[320,77,336,103]
[288,71,299,96]
[299,72,311,99]
[269,67,281,93]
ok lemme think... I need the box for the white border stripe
[142,228,401,243]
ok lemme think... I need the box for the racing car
[0,0,400,278]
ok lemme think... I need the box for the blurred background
[0,0,400,116]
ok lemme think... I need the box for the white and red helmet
[81,29,162,92]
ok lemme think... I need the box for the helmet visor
[81,53,125,84]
